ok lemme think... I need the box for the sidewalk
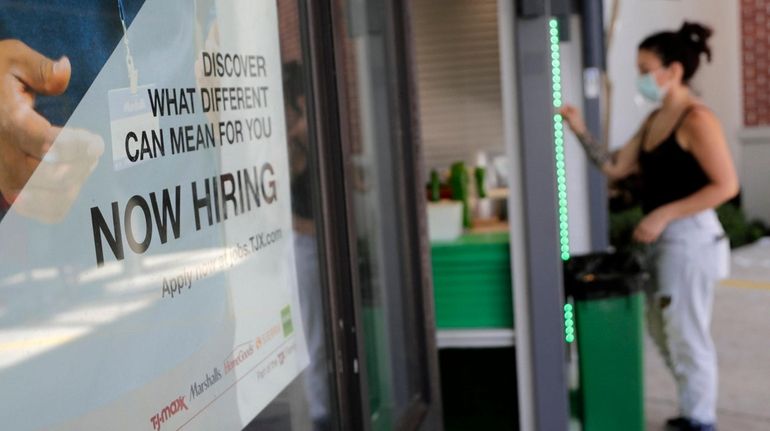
[645,239,770,430]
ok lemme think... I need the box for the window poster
[0,0,311,429]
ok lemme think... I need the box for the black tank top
[638,107,710,214]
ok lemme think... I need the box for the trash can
[564,251,649,431]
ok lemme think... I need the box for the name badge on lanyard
[108,0,159,171]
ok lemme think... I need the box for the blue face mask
[636,73,667,103]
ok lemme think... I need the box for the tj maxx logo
[150,396,188,431]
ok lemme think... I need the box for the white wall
[561,17,592,255]
[604,0,742,164]
[739,128,770,222]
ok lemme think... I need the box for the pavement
[645,238,770,430]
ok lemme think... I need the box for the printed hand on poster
[0,39,104,223]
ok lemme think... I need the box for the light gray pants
[645,209,730,424]
[295,233,330,422]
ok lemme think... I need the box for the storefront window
[245,2,336,430]
[0,1,336,430]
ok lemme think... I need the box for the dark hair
[638,21,713,84]
[282,60,305,114]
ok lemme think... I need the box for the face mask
[636,72,668,103]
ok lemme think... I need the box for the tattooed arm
[560,105,652,181]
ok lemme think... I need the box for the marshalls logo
[150,396,188,430]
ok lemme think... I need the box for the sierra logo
[150,396,188,430]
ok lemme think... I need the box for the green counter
[431,231,514,329]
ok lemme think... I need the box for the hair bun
[678,21,713,62]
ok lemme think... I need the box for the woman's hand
[633,208,672,244]
[559,104,587,136]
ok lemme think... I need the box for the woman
[561,22,738,431]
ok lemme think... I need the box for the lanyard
[117,0,139,93]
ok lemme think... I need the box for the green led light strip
[549,18,570,262]
[564,303,575,343]
[551,20,574,344]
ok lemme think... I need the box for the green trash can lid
[564,251,650,301]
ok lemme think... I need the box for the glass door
[331,0,443,429]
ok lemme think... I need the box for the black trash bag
[564,249,651,301]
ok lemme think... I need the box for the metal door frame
[303,0,443,429]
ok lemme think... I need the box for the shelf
[436,328,515,349]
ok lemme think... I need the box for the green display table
[431,231,514,330]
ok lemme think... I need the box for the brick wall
[742,0,770,126]
[276,0,363,155]
[277,1,302,63]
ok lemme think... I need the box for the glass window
[245,2,336,430]
[0,1,336,430]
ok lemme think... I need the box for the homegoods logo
[281,305,293,337]
[150,396,188,430]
